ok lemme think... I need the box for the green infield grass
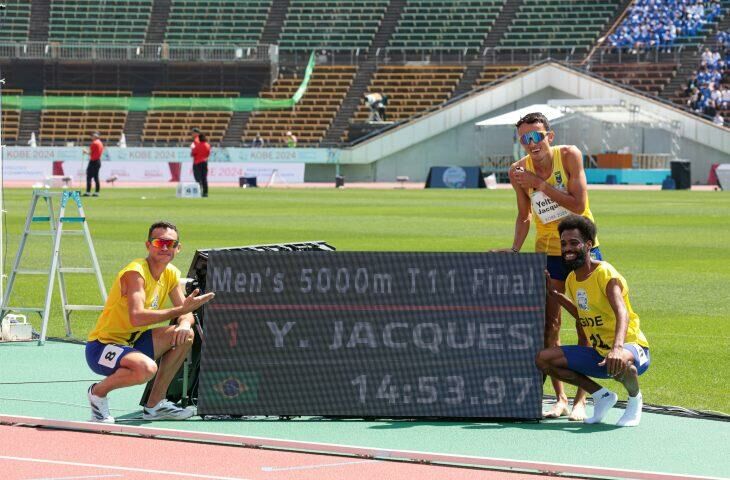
[2,187,728,413]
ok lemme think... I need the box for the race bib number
[530,190,571,224]
[98,344,124,369]
[630,344,649,366]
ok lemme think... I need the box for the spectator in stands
[684,72,699,95]
[192,133,211,197]
[713,112,724,126]
[720,84,730,109]
[536,216,650,427]
[704,98,718,118]
[364,92,388,122]
[82,131,103,197]
[492,112,603,421]
[85,221,215,423]
[285,130,297,148]
[252,133,265,148]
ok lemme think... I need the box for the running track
[0,425,555,480]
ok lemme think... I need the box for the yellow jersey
[523,145,598,255]
[88,258,181,345]
[565,261,649,356]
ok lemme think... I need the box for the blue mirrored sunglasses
[519,131,549,145]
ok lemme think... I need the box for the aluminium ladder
[0,190,107,345]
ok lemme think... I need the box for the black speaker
[670,160,691,190]
[335,175,345,188]
[238,176,257,188]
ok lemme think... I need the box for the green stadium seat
[500,0,621,49]
[389,0,503,50]
[165,0,271,44]
[0,1,31,42]
[279,0,388,50]
[48,0,154,44]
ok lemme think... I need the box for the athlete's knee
[133,359,157,383]
[535,349,552,372]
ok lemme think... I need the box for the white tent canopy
[474,104,565,127]
[475,100,674,129]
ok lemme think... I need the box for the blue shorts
[547,247,603,282]
[561,344,651,379]
[85,330,155,377]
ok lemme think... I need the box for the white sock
[585,388,618,424]
[616,392,643,427]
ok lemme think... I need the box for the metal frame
[0,190,107,345]
[0,414,722,480]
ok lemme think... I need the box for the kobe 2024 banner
[198,252,546,419]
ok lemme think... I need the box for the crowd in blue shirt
[683,31,729,126]
[609,0,722,51]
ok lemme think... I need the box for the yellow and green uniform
[88,258,181,345]
[523,145,598,255]
[565,261,649,356]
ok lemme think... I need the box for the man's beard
[562,249,587,271]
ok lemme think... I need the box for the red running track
[0,425,558,480]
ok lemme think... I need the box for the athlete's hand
[599,346,628,378]
[181,288,215,314]
[171,323,192,348]
[513,169,544,190]
[545,269,559,297]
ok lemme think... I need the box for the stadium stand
[39,91,129,144]
[48,0,154,44]
[476,64,527,86]
[142,91,238,144]
[243,65,357,145]
[350,65,464,127]
[164,0,271,45]
[278,0,389,50]
[1,89,23,143]
[0,1,31,42]
[388,0,504,50]
[588,62,679,96]
[500,0,621,50]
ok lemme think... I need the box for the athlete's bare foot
[569,401,587,421]
[543,399,570,418]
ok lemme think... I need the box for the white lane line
[0,456,249,480]
[26,475,124,480]
[261,459,380,472]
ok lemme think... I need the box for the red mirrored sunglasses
[148,238,180,249]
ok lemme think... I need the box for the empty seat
[48,0,154,43]
[165,0,271,44]
[244,65,357,145]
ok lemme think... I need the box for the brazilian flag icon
[211,372,260,403]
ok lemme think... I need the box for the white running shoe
[616,392,643,427]
[87,383,115,424]
[143,399,194,420]
[585,389,618,424]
